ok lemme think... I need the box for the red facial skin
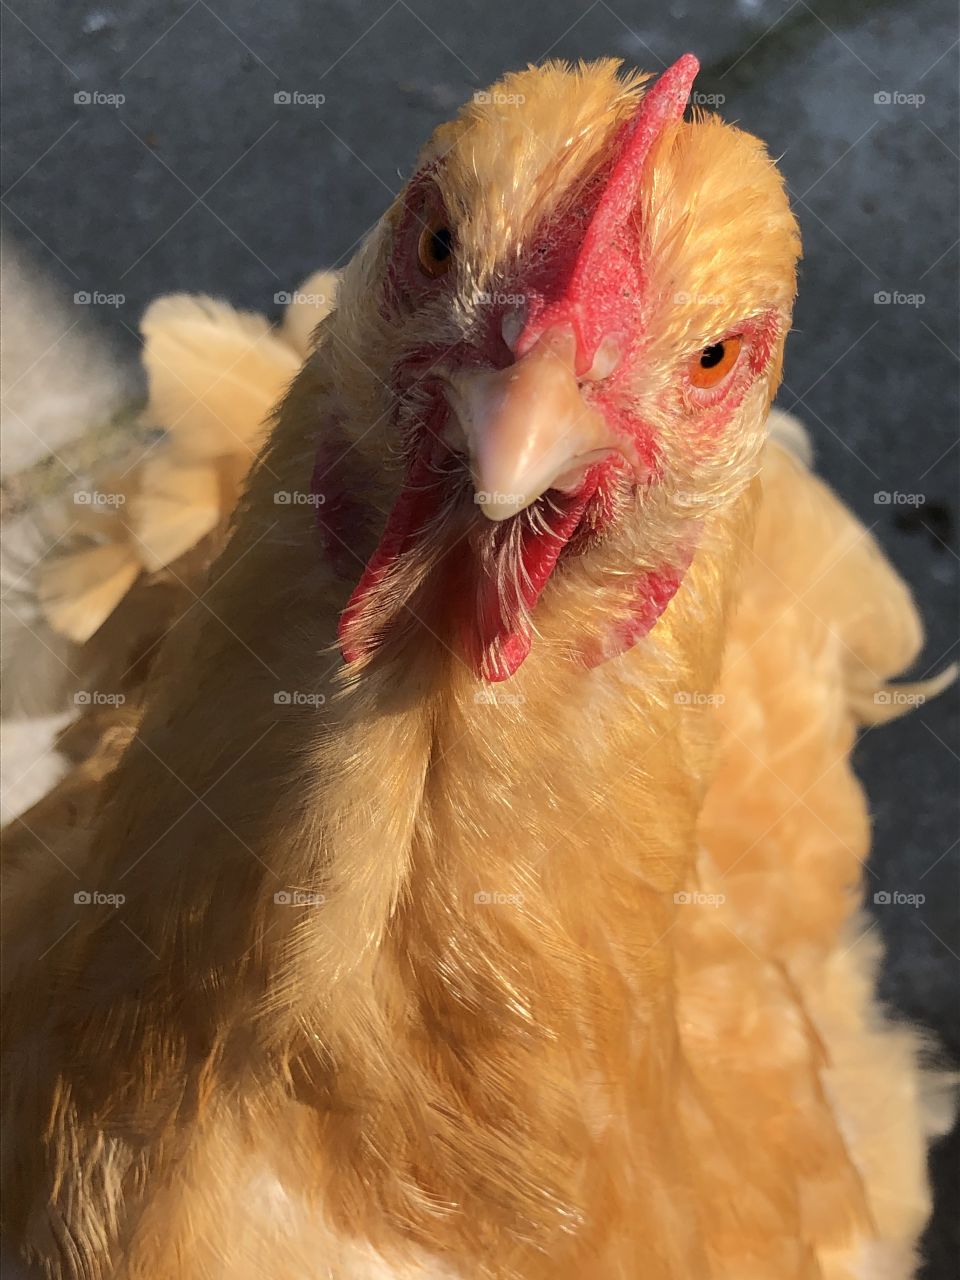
[679,314,780,440]
[337,55,778,681]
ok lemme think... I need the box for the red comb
[517,53,700,375]
[574,53,700,273]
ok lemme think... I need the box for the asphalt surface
[2,1,958,1272]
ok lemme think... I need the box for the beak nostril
[581,335,624,382]
[501,307,526,352]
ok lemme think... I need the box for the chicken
[2,54,952,1280]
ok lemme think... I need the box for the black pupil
[700,342,726,368]
[429,226,452,262]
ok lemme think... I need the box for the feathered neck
[248,415,761,1270]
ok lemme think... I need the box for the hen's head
[331,56,800,680]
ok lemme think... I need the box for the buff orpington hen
[2,54,953,1280]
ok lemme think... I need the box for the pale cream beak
[443,326,625,521]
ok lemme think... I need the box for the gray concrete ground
[2,1,958,1272]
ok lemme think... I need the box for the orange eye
[417,212,454,278]
[690,335,742,390]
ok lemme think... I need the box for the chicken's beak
[443,326,625,521]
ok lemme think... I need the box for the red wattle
[470,482,597,681]
[582,547,694,670]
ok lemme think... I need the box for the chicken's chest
[405,652,703,1017]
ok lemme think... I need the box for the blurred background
[1,1,957,1272]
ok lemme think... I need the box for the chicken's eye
[418,213,454,278]
[690,336,742,389]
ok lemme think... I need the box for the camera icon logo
[873,91,892,105]
[874,491,891,504]
[273,890,292,905]
[74,890,92,904]
[873,291,891,304]
[74,291,91,305]
[274,91,291,105]
[274,291,292,305]
[274,491,291,504]
[74,91,92,105]
[873,891,892,904]
[274,691,292,705]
